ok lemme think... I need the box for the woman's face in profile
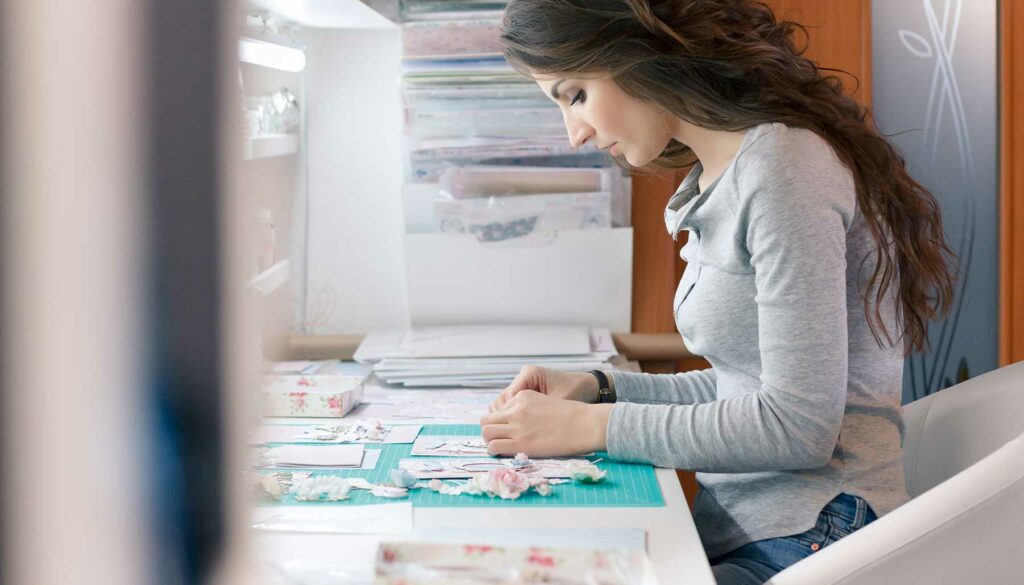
[533,73,676,167]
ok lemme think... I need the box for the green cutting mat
[260,424,665,507]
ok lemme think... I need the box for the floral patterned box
[260,374,364,418]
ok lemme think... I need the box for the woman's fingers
[485,438,519,457]
[481,423,513,442]
[480,407,511,426]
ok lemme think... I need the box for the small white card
[274,444,365,468]
[263,447,380,470]
[399,457,588,479]
[410,435,489,457]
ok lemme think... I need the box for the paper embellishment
[256,422,422,445]
[410,435,489,457]
[399,457,590,479]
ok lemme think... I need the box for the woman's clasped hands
[480,365,614,458]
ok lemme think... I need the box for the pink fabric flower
[474,468,530,499]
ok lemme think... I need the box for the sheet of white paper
[275,444,365,467]
[251,502,413,535]
[410,435,488,457]
[400,457,585,479]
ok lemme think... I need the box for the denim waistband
[822,493,869,527]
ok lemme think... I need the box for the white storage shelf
[244,134,299,160]
[248,259,290,296]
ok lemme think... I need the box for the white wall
[304,26,410,334]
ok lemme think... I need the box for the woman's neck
[672,122,748,191]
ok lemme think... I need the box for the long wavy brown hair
[501,0,955,355]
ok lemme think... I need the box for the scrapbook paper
[410,435,488,456]
[399,456,588,479]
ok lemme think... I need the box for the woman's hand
[488,365,599,413]
[480,390,613,458]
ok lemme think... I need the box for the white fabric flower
[563,461,607,483]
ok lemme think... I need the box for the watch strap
[588,369,616,404]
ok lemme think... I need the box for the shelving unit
[247,259,290,296]
[243,133,299,159]
[239,36,306,72]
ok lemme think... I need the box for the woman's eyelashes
[569,89,586,106]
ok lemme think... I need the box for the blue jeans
[710,493,878,585]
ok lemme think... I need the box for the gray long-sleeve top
[606,123,909,558]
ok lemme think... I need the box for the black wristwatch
[589,370,616,404]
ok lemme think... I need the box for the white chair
[767,360,1024,585]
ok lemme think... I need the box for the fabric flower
[474,468,530,499]
[563,461,607,483]
[390,468,419,489]
[290,474,350,501]
[509,452,532,469]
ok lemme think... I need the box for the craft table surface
[255,367,716,584]
[254,466,715,584]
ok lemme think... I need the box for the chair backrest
[901,360,1024,497]
[768,433,1024,585]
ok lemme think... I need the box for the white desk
[253,467,716,584]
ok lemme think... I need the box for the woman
[479,1,956,583]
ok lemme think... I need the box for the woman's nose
[566,117,594,149]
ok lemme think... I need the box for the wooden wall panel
[1001,0,1024,365]
[767,0,873,105]
[628,0,872,507]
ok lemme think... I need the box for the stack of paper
[397,4,615,182]
[354,325,619,388]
